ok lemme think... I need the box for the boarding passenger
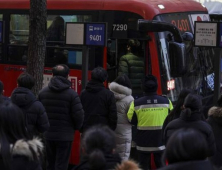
[38,64,84,170]
[118,39,144,95]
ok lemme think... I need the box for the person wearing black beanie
[80,67,117,133]
[127,74,173,170]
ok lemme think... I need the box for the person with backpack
[11,72,49,136]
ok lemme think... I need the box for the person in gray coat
[109,74,134,160]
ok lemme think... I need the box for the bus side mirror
[169,42,187,77]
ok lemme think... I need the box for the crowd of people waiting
[0,64,222,170]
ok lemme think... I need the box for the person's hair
[127,39,140,54]
[0,80,3,94]
[163,128,208,164]
[114,74,132,89]
[52,64,70,78]
[82,125,116,170]
[0,101,31,168]
[182,93,202,117]
[91,67,108,83]
[168,89,193,121]
[17,72,35,90]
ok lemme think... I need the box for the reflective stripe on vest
[135,104,169,110]
[137,126,163,130]
[136,145,166,151]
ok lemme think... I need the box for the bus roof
[0,0,207,19]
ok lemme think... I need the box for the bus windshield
[157,13,215,102]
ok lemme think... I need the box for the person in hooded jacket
[163,93,216,158]
[158,128,215,170]
[73,125,121,170]
[11,72,49,136]
[207,95,222,168]
[80,67,117,133]
[109,74,134,161]
[0,101,44,170]
[38,64,84,170]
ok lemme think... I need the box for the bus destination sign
[85,23,106,46]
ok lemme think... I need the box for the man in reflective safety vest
[127,75,173,170]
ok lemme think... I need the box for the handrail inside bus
[137,19,183,43]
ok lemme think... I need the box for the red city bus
[0,0,215,168]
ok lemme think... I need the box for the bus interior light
[158,5,165,9]
[167,79,175,91]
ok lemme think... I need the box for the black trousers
[45,140,72,170]
[137,151,163,170]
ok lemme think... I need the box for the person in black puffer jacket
[80,67,117,133]
[38,64,84,170]
[159,128,215,170]
[11,72,49,137]
[163,94,216,158]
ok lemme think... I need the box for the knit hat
[114,74,132,89]
[141,75,158,93]
[184,94,202,111]
[91,67,108,82]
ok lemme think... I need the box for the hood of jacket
[109,82,132,100]
[85,80,105,93]
[208,106,222,117]
[0,138,43,160]
[11,87,36,107]
[48,76,71,92]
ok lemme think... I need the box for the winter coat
[0,138,44,170]
[73,154,121,170]
[0,95,10,103]
[109,82,134,161]
[11,87,49,136]
[118,52,144,89]
[38,76,84,141]
[207,106,222,168]
[80,80,117,132]
[157,160,214,170]
[164,109,216,157]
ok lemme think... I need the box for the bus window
[8,14,29,62]
[46,15,92,68]
[10,14,29,44]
